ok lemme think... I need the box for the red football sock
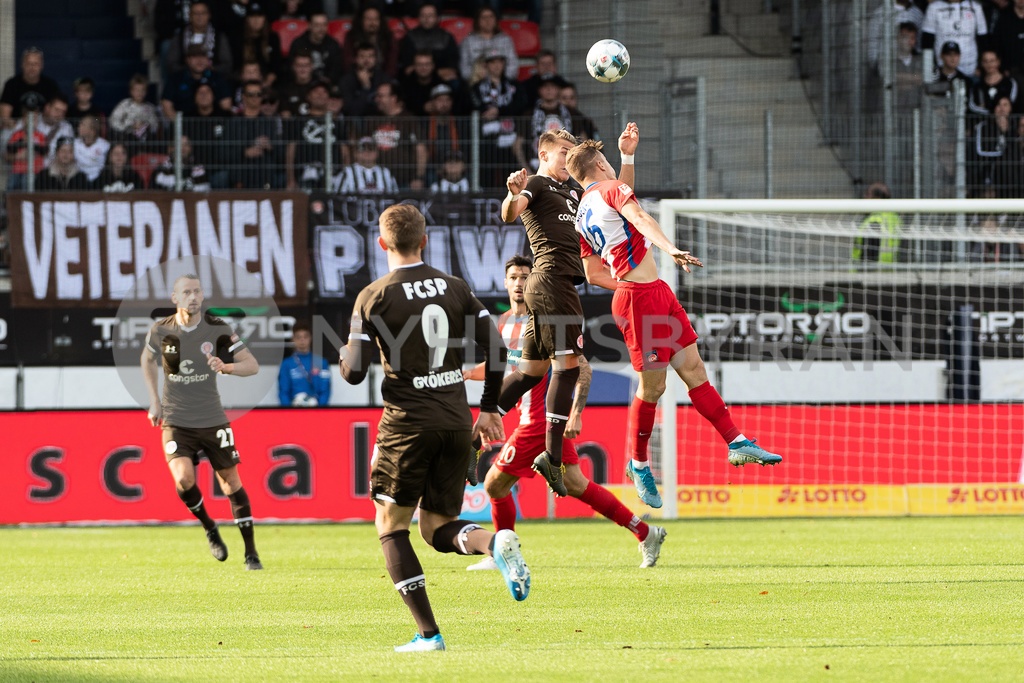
[490,494,517,532]
[627,396,659,464]
[688,380,741,443]
[578,481,649,541]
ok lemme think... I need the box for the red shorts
[493,427,578,479]
[612,279,698,371]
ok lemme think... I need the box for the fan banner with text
[2,407,1023,525]
[6,192,310,308]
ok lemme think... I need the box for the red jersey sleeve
[597,180,637,212]
[579,233,595,258]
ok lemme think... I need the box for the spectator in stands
[68,77,107,139]
[228,79,284,189]
[430,148,468,193]
[261,87,282,117]
[527,74,572,170]
[930,41,972,92]
[335,135,399,193]
[520,49,558,106]
[278,0,324,21]
[339,42,388,117]
[285,79,342,190]
[74,117,111,183]
[852,182,902,264]
[4,96,48,190]
[969,50,1019,115]
[894,22,923,112]
[868,0,925,72]
[993,0,1024,81]
[423,83,470,180]
[37,95,74,164]
[970,96,1020,196]
[400,51,443,116]
[110,74,162,152]
[151,135,211,191]
[0,48,60,136]
[399,2,460,81]
[229,3,283,91]
[289,11,344,83]
[34,136,90,191]
[459,7,518,83]
[183,84,231,188]
[559,81,599,141]
[162,45,233,120]
[360,81,427,188]
[94,142,146,191]
[922,0,988,76]
[154,0,191,82]
[342,4,399,77]
[471,49,526,185]
[482,0,542,24]
[278,320,331,407]
[231,61,266,112]
[167,0,235,78]
[280,49,340,117]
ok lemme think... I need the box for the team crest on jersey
[164,440,177,455]
[200,341,214,355]
[577,335,584,349]
[570,189,578,200]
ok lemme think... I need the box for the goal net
[642,198,1024,520]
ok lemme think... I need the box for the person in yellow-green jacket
[852,182,902,264]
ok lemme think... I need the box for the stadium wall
[2,406,1023,526]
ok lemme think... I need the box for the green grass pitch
[1,517,1022,682]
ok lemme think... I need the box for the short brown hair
[379,204,426,254]
[565,139,605,184]
[538,129,576,152]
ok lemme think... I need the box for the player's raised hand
[147,402,163,427]
[506,168,529,195]
[618,121,639,156]
[473,411,505,443]
[670,248,703,273]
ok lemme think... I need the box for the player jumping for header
[565,127,782,508]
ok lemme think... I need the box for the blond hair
[538,129,577,152]
[565,139,605,184]
[379,204,426,254]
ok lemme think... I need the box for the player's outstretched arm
[564,355,592,439]
[471,304,508,442]
[140,347,162,426]
[462,362,486,381]
[617,121,638,190]
[620,201,704,273]
[582,254,619,291]
[501,168,530,223]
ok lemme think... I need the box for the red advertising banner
[1,405,1022,524]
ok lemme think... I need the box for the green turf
[1,518,1022,682]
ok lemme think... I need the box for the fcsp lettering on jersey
[401,278,448,300]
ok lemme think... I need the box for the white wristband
[621,154,635,164]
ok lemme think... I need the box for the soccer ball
[586,39,630,83]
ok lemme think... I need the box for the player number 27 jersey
[576,179,650,279]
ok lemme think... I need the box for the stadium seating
[273,19,308,56]
[439,17,473,44]
[501,20,540,57]
[130,153,167,188]
[327,18,352,46]
[387,17,408,42]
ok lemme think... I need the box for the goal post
[649,197,1024,521]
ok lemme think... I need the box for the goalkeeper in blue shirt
[278,320,332,407]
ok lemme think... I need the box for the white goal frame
[654,197,1024,519]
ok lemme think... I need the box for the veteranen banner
[6,192,309,308]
